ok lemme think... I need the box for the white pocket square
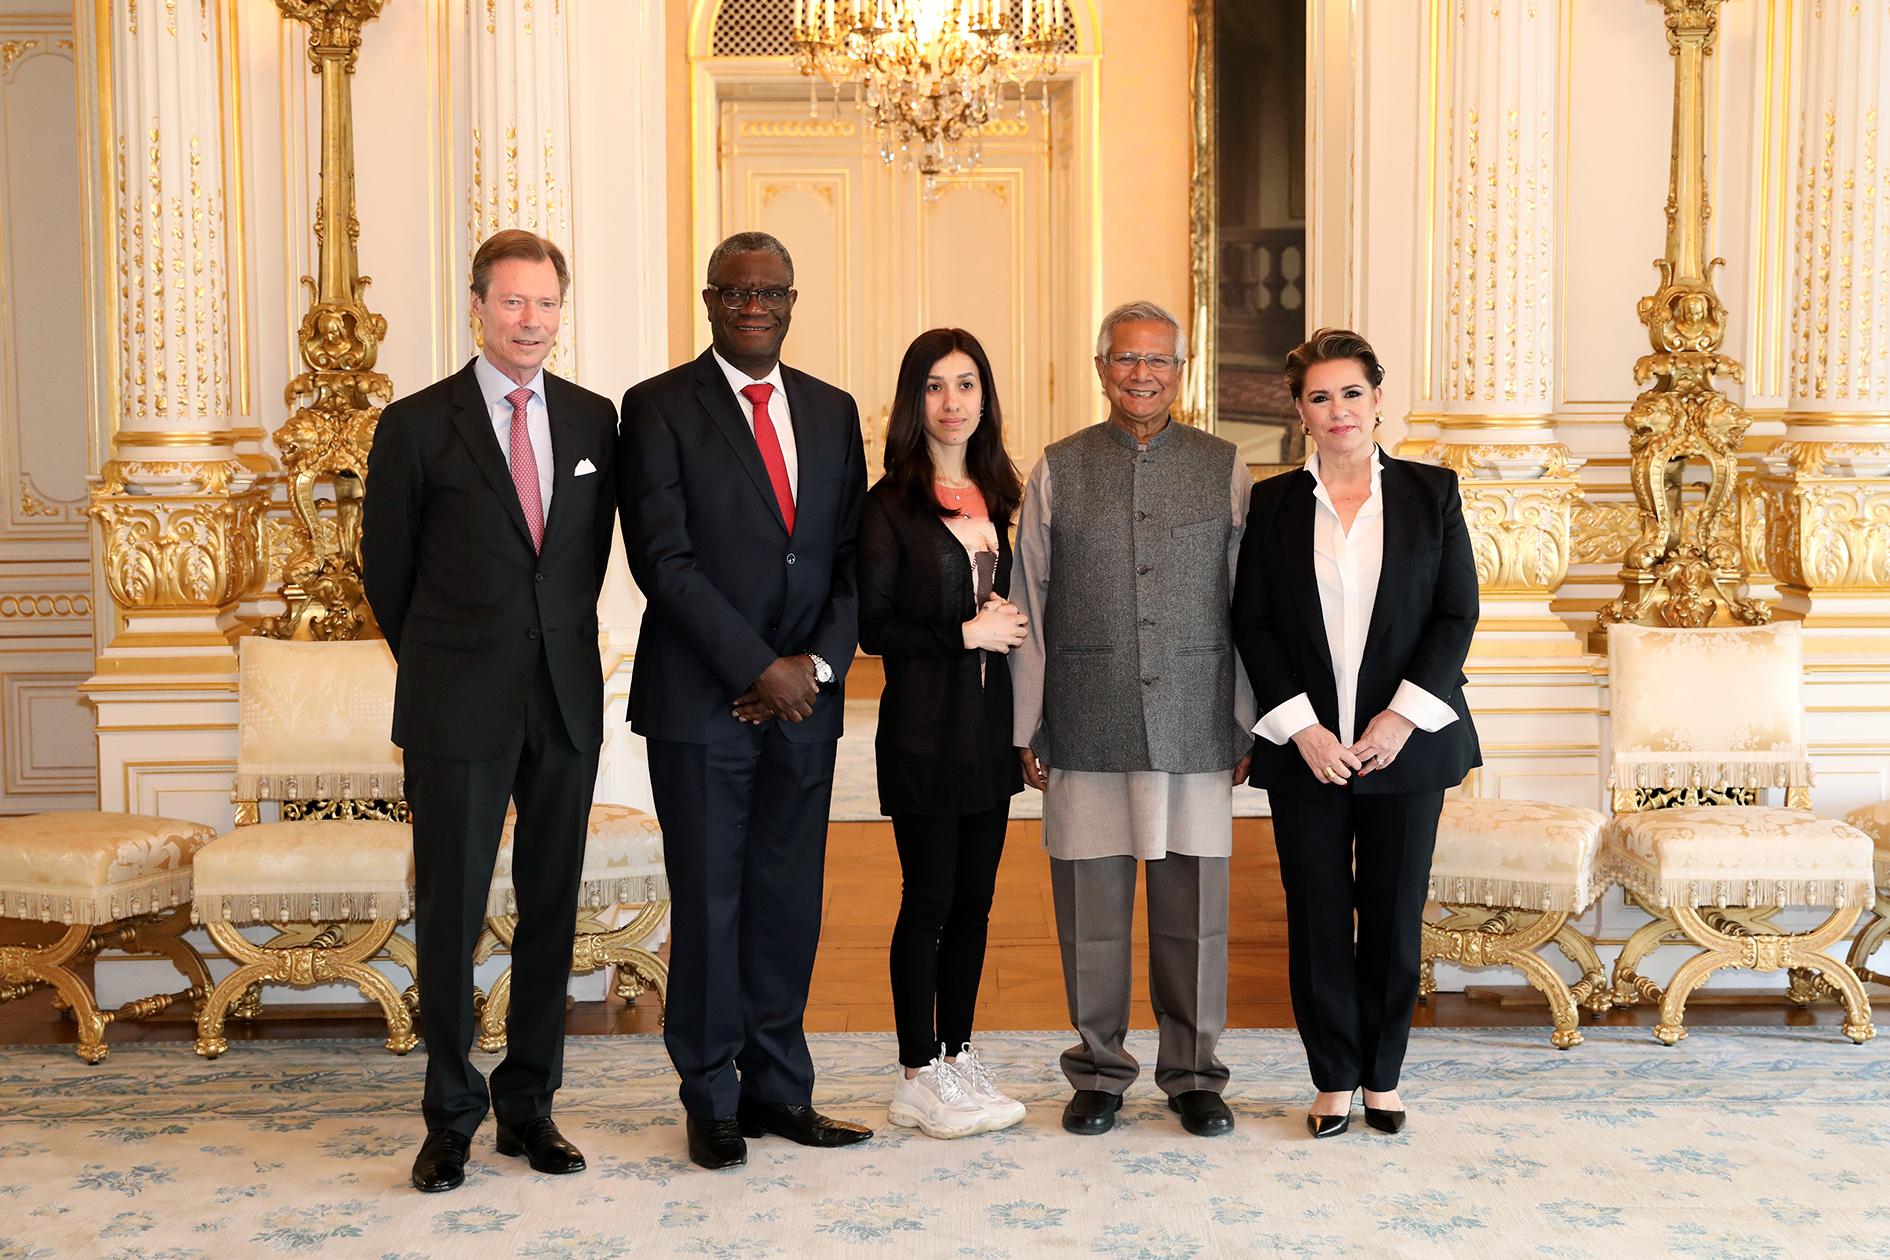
[573,458,598,476]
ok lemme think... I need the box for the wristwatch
[808,653,834,685]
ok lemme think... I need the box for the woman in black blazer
[859,328,1028,1140]
[1232,329,1480,1139]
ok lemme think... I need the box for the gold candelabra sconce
[262,0,392,642]
[1596,0,1770,636]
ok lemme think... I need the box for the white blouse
[1254,448,1458,748]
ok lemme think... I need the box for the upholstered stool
[474,803,669,1052]
[1422,798,1611,1048]
[1842,802,1890,987]
[1602,622,1877,1046]
[190,637,417,1058]
[0,812,215,1062]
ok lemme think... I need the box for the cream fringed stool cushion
[1423,799,1611,1048]
[191,637,418,1059]
[1842,803,1890,987]
[474,804,670,1052]
[1602,622,1876,1046]
[0,813,215,1063]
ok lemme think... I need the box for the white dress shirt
[712,347,799,499]
[1254,447,1458,748]
[474,354,554,515]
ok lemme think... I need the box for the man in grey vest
[1011,300,1254,1138]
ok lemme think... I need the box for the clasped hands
[732,654,820,725]
[1290,709,1415,785]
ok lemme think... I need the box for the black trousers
[1269,788,1444,1094]
[406,654,597,1138]
[888,804,1009,1068]
[647,725,839,1120]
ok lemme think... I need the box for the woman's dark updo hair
[1283,327,1387,401]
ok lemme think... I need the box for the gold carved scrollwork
[1597,0,1769,633]
[265,0,392,642]
[1760,442,1890,595]
[87,490,267,611]
[1429,445,1576,594]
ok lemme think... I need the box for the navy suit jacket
[617,348,867,744]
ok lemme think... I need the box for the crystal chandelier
[789,0,1067,186]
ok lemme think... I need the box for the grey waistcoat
[1041,421,1243,773]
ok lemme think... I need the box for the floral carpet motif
[0,1027,1883,1257]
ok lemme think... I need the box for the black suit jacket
[1233,453,1481,798]
[363,358,618,762]
[617,348,867,744]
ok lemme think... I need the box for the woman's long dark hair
[882,327,1022,527]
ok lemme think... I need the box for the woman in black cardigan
[859,327,1027,1140]
[1233,329,1481,1139]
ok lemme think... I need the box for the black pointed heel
[1306,1112,1351,1138]
[1363,1107,1406,1134]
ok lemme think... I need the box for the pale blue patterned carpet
[0,1027,1883,1258]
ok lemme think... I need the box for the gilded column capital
[1428,443,1581,597]
[87,478,268,614]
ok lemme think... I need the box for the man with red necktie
[618,231,870,1170]
[364,230,618,1194]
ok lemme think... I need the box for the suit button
[1141,676,1156,687]
[769,620,780,631]
[527,628,541,640]
[1136,564,1150,576]
[535,572,545,583]
[1135,510,1147,521]
[786,553,797,565]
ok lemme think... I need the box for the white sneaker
[888,1060,987,1139]
[948,1045,1027,1132]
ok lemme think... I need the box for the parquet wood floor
[0,817,1849,1050]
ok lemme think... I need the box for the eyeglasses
[712,286,792,310]
[1104,352,1182,374]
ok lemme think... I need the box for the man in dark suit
[618,231,870,1171]
[363,229,618,1193]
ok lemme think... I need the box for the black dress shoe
[1306,1112,1351,1139]
[411,1130,471,1193]
[1061,1089,1123,1135]
[1364,1107,1407,1134]
[1167,1090,1234,1137]
[737,1102,873,1148]
[686,1115,747,1170]
[495,1117,586,1174]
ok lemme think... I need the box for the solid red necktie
[740,382,796,534]
[505,386,545,552]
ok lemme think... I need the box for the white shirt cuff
[1389,679,1458,732]
[1254,692,1319,745]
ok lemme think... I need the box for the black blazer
[1232,453,1481,798]
[617,348,868,744]
[363,358,618,762]
[858,479,1019,767]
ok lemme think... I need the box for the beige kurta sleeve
[1009,456,1053,753]
[1229,460,1258,738]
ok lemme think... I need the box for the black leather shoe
[1364,1107,1407,1134]
[686,1115,747,1170]
[1167,1090,1234,1137]
[411,1130,471,1193]
[1307,1112,1351,1139]
[1061,1089,1123,1135]
[737,1102,873,1148]
[495,1117,586,1174]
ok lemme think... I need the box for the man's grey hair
[706,231,795,287]
[1094,300,1189,362]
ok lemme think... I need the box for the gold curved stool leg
[477,966,513,1053]
[3,926,110,1063]
[1846,894,1889,988]
[1611,896,1680,1008]
[134,907,212,999]
[1552,922,1613,1014]
[198,919,418,1057]
[1659,905,1873,1046]
[1422,908,1581,1048]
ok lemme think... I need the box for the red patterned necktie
[505,386,545,552]
[740,382,796,534]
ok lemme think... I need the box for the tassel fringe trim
[1426,873,1605,914]
[1607,758,1814,792]
[0,872,195,927]
[1604,846,1875,910]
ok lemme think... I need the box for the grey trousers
[1050,852,1231,1097]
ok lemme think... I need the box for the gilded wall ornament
[87,491,268,612]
